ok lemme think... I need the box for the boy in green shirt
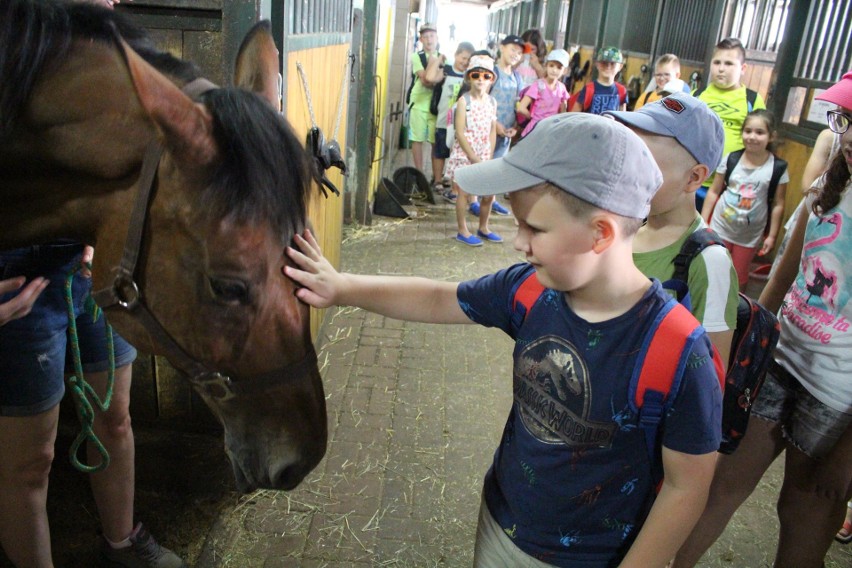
[694,37,766,210]
[408,23,444,174]
[605,92,739,365]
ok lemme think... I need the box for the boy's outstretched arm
[618,448,717,568]
[286,230,472,325]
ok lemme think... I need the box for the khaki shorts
[473,497,555,568]
[408,107,436,144]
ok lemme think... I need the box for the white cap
[545,49,571,68]
[467,55,494,73]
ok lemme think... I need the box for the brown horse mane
[1,0,311,243]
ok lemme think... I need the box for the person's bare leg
[411,142,424,172]
[672,417,785,567]
[774,428,852,568]
[0,406,60,568]
[432,156,444,186]
[455,182,471,237]
[478,195,495,235]
[87,364,135,543]
[838,503,852,541]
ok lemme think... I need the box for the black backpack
[429,64,463,116]
[722,149,788,233]
[405,51,428,107]
[670,227,781,454]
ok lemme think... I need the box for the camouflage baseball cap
[596,46,624,63]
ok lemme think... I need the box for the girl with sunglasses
[445,55,500,247]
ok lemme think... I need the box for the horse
[0,0,327,492]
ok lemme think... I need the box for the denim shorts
[432,128,451,159]
[0,242,137,417]
[492,135,511,159]
[752,360,852,459]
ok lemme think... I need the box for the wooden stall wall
[285,44,349,340]
[770,137,813,256]
[741,61,775,104]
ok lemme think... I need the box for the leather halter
[92,78,317,401]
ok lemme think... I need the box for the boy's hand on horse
[0,277,49,326]
[285,230,345,309]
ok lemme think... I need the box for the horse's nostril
[273,463,309,491]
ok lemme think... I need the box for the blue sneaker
[456,233,483,247]
[491,200,510,215]
[477,230,503,243]
[441,190,457,204]
[468,201,481,216]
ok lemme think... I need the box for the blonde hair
[655,53,680,71]
[538,184,644,236]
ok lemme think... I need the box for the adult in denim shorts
[673,73,852,568]
[0,242,184,567]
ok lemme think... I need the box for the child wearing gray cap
[604,92,739,367]
[285,113,722,568]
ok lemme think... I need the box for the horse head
[112,27,328,492]
[0,2,326,492]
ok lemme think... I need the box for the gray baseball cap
[603,92,724,172]
[454,113,662,219]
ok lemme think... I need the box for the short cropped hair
[715,38,746,62]
[655,53,680,70]
[539,184,644,237]
[456,42,475,55]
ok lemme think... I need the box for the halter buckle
[192,371,236,401]
[113,274,140,309]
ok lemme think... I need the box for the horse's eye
[209,278,249,303]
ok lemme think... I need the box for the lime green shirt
[696,83,766,186]
[409,50,440,110]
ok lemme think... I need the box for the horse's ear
[120,41,218,168]
[234,20,282,111]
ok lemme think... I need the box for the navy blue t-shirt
[576,80,625,115]
[457,263,721,567]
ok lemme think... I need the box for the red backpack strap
[510,270,545,332]
[512,271,545,314]
[632,301,701,412]
[583,81,595,110]
[616,82,627,105]
[630,298,706,489]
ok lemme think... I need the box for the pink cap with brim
[815,71,852,109]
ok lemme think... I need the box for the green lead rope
[64,262,115,473]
